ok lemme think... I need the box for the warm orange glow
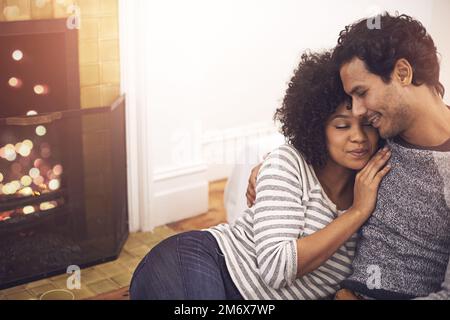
[12,50,23,61]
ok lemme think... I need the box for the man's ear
[393,59,413,85]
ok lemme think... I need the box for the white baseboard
[151,164,209,228]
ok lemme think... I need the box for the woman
[129,51,390,300]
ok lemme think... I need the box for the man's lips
[368,113,382,128]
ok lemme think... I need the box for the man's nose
[352,99,368,118]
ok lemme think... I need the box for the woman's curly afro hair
[274,51,350,168]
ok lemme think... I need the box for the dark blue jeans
[129,230,243,300]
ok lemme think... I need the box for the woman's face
[325,103,379,171]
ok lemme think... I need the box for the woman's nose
[350,126,367,143]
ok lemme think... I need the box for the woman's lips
[348,149,369,158]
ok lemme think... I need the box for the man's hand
[246,163,263,207]
[335,289,362,300]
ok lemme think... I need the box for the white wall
[431,0,450,104]
[146,0,435,174]
[120,0,450,230]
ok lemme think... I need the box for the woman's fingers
[246,164,261,207]
[359,147,391,180]
[246,187,256,207]
[366,148,391,179]
[372,164,392,186]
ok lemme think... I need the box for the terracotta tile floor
[0,180,228,300]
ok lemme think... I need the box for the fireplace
[0,19,128,289]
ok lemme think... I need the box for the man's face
[340,58,411,139]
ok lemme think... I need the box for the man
[247,13,450,299]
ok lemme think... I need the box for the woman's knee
[129,233,192,299]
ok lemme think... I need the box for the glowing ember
[36,126,47,136]
[18,144,32,157]
[8,77,22,88]
[29,168,40,179]
[1,184,10,195]
[33,176,44,186]
[22,140,33,149]
[40,202,57,211]
[18,187,33,196]
[12,50,23,61]
[33,85,48,95]
[49,179,60,191]
[11,180,21,190]
[23,206,35,215]
[4,144,17,161]
[34,158,43,168]
[20,175,32,187]
[53,164,63,176]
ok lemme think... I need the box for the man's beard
[379,104,411,139]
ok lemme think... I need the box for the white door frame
[118,0,154,232]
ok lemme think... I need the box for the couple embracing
[130,13,450,300]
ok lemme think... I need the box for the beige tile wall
[0,0,121,109]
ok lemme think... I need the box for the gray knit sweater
[342,137,450,299]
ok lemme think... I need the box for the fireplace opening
[0,19,128,290]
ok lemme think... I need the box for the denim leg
[177,231,228,299]
[129,231,243,300]
[129,232,185,300]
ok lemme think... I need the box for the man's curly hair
[274,51,350,168]
[332,12,444,97]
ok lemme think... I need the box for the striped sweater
[207,144,358,300]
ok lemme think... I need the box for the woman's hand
[352,147,392,218]
[246,163,263,207]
